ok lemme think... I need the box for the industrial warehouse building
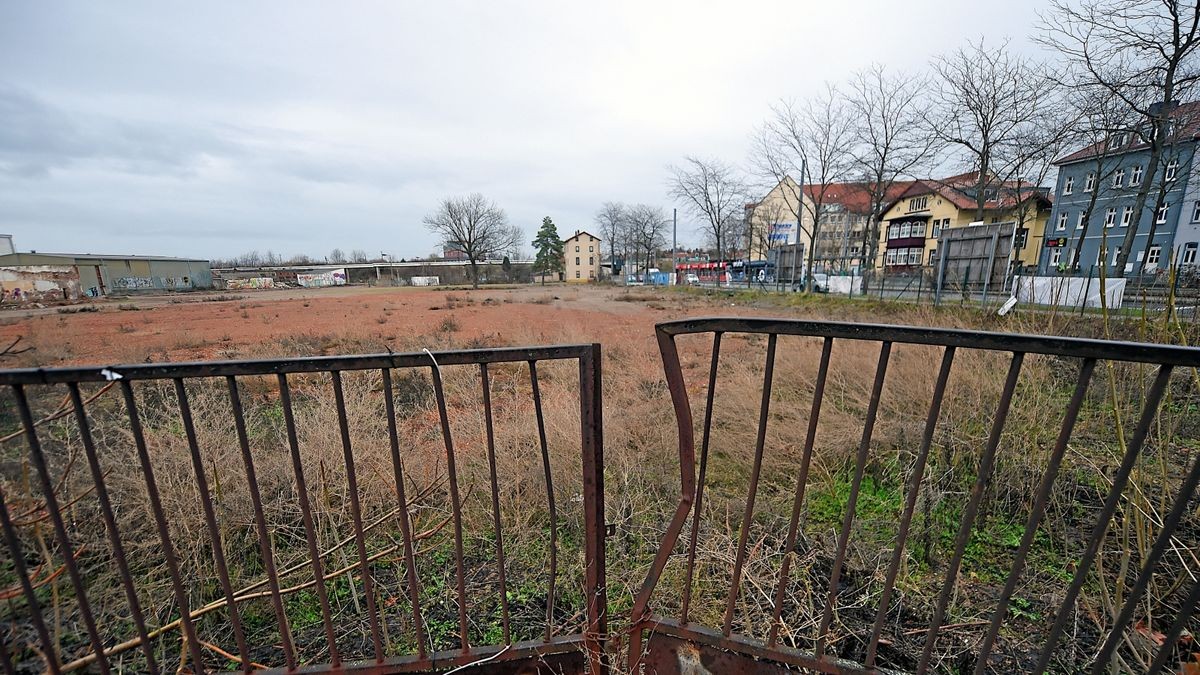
[0,251,212,301]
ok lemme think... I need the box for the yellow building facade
[563,230,602,282]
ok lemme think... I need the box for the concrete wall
[0,265,82,303]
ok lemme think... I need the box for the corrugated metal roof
[0,252,210,263]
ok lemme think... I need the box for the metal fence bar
[380,368,428,659]
[12,384,112,674]
[479,363,511,645]
[529,361,559,642]
[1147,577,1200,674]
[226,376,296,670]
[578,344,607,675]
[768,336,833,648]
[1033,365,1173,673]
[66,382,159,673]
[973,358,1096,673]
[173,379,251,671]
[916,353,1024,674]
[330,371,385,662]
[1092,442,1200,672]
[864,346,956,668]
[681,332,722,625]
[722,333,778,636]
[0,480,61,674]
[276,373,341,666]
[120,380,207,672]
[814,341,891,658]
[427,361,470,653]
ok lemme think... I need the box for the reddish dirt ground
[0,285,717,367]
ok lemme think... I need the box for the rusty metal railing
[0,345,605,674]
[631,318,1200,674]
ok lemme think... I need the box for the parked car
[685,273,701,285]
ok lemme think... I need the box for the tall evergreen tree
[532,217,565,285]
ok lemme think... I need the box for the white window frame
[1076,212,1085,230]
[1049,248,1062,266]
[1165,160,1179,181]
[1084,173,1096,192]
[1193,201,1200,223]
[1063,176,1074,195]
[1146,245,1162,267]
[886,249,898,265]
[912,221,926,237]
[900,222,912,238]
[1056,212,1068,231]
[1183,242,1198,265]
[1104,207,1116,228]
[1130,165,1143,186]
[1112,168,1125,188]
[1155,204,1168,224]
[1120,206,1132,228]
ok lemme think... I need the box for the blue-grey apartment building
[1039,102,1200,275]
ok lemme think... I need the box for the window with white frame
[886,249,898,265]
[908,196,928,211]
[1112,168,1125,187]
[1084,173,1095,192]
[1146,245,1161,267]
[912,221,926,237]
[907,249,922,265]
[1165,160,1179,181]
[888,224,899,239]
[929,249,937,265]
[1076,212,1086,230]
[1056,212,1068,231]
[1156,204,1168,224]
[1193,201,1200,223]
[1183,242,1198,265]
[1050,248,1062,266]
[1104,207,1116,228]
[1130,165,1143,186]
[1110,132,1127,148]
[931,221,942,238]
[900,222,912,238]
[1063,176,1074,195]
[1120,206,1132,227]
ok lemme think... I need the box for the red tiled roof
[800,181,915,214]
[1055,100,1200,165]
[886,174,1051,213]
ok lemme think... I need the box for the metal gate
[2,320,1199,673]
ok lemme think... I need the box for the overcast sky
[1,1,1050,260]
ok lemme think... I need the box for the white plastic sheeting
[826,275,864,296]
[1013,275,1127,310]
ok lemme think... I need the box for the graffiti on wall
[114,276,154,289]
[226,277,275,290]
[0,266,83,303]
[296,269,347,288]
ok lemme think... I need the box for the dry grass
[0,289,1197,672]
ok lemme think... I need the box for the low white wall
[1014,275,1127,310]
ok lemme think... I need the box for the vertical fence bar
[681,332,722,625]
[767,336,833,648]
[380,368,428,659]
[0,481,61,674]
[226,376,295,670]
[865,346,956,667]
[0,627,15,675]
[12,385,112,674]
[173,379,250,671]
[722,333,778,636]
[1146,576,1200,674]
[973,358,1096,674]
[528,361,559,642]
[1033,365,1173,673]
[276,373,341,666]
[479,363,511,645]
[428,361,470,652]
[120,381,206,672]
[917,352,1025,674]
[66,382,159,673]
[579,344,607,675]
[329,371,385,661]
[1092,443,1200,673]
[814,341,892,658]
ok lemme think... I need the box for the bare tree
[668,156,747,262]
[423,193,522,288]
[753,85,856,291]
[594,202,626,275]
[846,65,938,276]
[328,248,346,263]
[1042,0,1200,275]
[625,204,670,276]
[927,39,1060,222]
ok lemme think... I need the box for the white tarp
[1014,275,1127,310]
[826,275,863,296]
[411,276,440,286]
